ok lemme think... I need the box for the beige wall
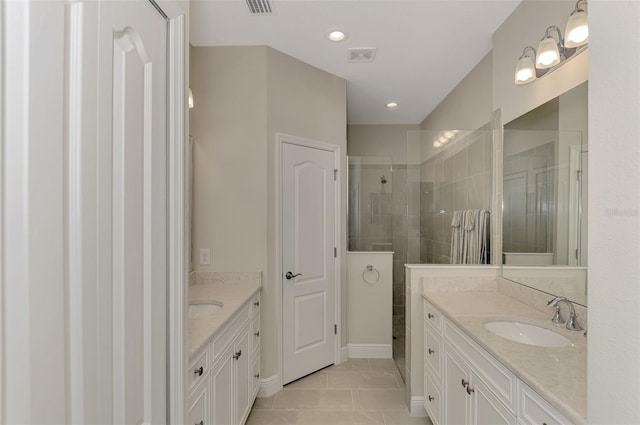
[347,124,419,164]
[190,45,347,383]
[420,52,493,132]
[190,46,268,274]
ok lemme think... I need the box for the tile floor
[246,359,433,425]
[392,316,405,381]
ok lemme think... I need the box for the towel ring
[362,264,380,285]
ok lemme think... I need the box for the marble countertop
[422,291,586,424]
[189,278,261,359]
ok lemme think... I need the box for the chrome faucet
[547,296,583,331]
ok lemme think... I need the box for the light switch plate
[199,248,210,266]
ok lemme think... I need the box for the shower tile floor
[246,358,432,425]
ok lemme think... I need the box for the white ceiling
[190,0,521,125]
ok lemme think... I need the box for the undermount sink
[189,302,223,319]
[484,321,573,348]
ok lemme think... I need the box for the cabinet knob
[466,386,475,395]
[428,348,435,355]
[254,331,260,337]
[233,350,242,360]
[253,301,260,307]
[461,379,469,388]
[428,395,435,402]
[254,373,260,379]
[194,366,204,377]
[427,313,434,319]
[196,421,203,425]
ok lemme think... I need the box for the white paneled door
[282,142,336,385]
[68,1,168,422]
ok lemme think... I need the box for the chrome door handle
[285,271,302,280]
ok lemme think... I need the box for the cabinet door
[444,342,471,425]
[234,329,251,425]
[210,345,234,425]
[187,378,209,425]
[472,373,516,425]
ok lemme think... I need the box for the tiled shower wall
[348,161,419,318]
[418,127,494,263]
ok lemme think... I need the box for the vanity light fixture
[385,102,399,108]
[188,88,195,109]
[514,0,588,85]
[565,0,589,47]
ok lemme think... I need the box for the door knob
[285,271,302,280]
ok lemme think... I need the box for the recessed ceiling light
[328,30,347,42]
[385,102,399,109]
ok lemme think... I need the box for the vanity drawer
[424,367,443,425]
[518,381,572,425]
[188,348,209,394]
[424,325,443,381]
[444,319,517,413]
[424,299,443,333]
[187,377,208,425]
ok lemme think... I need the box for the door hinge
[334,169,338,181]
[334,247,337,258]
[334,324,337,335]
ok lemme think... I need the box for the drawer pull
[427,313,434,319]
[254,373,260,379]
[233,350,242,360]
[194,366,204,377]
[466,386,475,395]
[196,421,203,425]
[253,301,260,307]
[428,395,435,402]
[461,379,469,388]
[428,348,435,355]
[254,331,260,337]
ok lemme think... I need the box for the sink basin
[484,321,573,348]
[189,302,223,319]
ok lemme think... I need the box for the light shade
[565,9,589,47]
[188,88,194,109]
[515,54,536,84]
[536,36,560,69]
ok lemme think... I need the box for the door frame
[274,133,342,390]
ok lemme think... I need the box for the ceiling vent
[246,0,273,14]
[347,48,377,63]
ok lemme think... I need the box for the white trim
[340,346,349,364]
[346,344,392,359]
[162,6,187,425]
[275,133,342,389]
[410,396,428,417]
[568,144,585,267]
[257,374,281,398]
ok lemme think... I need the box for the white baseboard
[346,343,392,359]
[410,396,428,417]
[257,374,281,398]
[340,346,349,363]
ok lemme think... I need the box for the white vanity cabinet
[423,298,571,425]
[188,293,261,425]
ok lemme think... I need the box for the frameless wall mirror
[502,82,588,306]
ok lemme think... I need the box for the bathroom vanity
[422,291,586,425]
[187,274,262,425]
